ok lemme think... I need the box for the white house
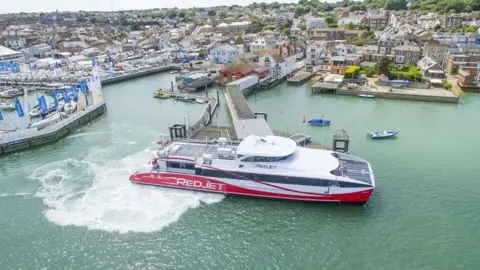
[250,36,277,54]
[209,45,239,64]
[258,46,297,80]
[306,18,326,30]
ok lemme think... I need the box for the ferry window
[185,164,195,170]
[167,162,180,168]
[242,157,254,162]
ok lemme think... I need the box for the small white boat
[0,89,23,98]
[0,100,15,110]
[63,101,77,114]
[29,107,42,117]
[195,98,208,104]
[29,113,63,130]
[357,94,375,98]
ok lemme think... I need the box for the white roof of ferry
[236,135,297,157]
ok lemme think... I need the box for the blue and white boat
[308,118,331,126]
[367,130,398,139]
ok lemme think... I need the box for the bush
[364,67,376,77]
[443,82,452,90]
[344,65,361,78]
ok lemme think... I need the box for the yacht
[130,135,375,204]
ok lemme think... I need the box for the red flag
[302,115,305,123]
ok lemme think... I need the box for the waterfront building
[329,55,362,75]
[0,45,24,62]
[393,45,422,65]
[446,55,479,75]
[218,59,269,85]
[258,45,296,80]
[210,45,239,64]
[417,56,446,81]
[27,43,52,59]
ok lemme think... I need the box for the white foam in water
[0,192,31,198]
[31,150,224,233]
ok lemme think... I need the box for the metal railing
[187,98,218,138]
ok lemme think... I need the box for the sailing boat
[0,100,15,110]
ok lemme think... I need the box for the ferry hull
[129,172,374,204]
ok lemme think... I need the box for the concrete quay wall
[336,89,459,104]
[101,65,179,86]
[0,102,107,155]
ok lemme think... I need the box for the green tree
[375,56,393,76]
[384,0,408,10]
[207,10,216,16]
[294,5,305,18]
[219,11,227,20]
[281,28,291,37]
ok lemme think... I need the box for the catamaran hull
[129,172,374,203]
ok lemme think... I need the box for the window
[167,162,180,168]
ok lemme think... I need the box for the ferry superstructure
[129,135,375,204]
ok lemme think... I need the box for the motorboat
[357,94,375,98]
[175,97,195,102]
[129,135,376,204]
[29,107,42,117]
[153,92,170,99]
[0,100,15,110]
[29,113,64,131]
[308,119,331,126]
[195,98,208,104]
[49,100,65,112]
[0,89,24,98]
[367,130,398,139]
[63,100,77,114]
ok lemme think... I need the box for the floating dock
[154,89,220,138]
[287,71,313,85]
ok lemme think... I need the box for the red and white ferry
[129,135,375,204]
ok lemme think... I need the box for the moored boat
[29,113,63,130]
[63,100,77,114]
[195,98,208,104]
[308,118,331,126]
[175,97,195,102]
[0,88,24,99]
[29,107,42,117]
[0,100,15,110]
[357,94,375,98]
[367,130,398,139]
[153,92,170,99]
[129,135,376,204]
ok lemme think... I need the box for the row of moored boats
[153,90,208,104]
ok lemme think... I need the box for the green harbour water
[1,72,480,269]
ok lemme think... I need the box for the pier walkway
[154,89,220,138]
[287,71,313,85]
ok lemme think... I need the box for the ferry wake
[129,135,375,204]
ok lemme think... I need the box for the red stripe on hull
[129,172,374,203]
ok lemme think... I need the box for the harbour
[1,71,480,269]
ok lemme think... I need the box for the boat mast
[23,51,32,124]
